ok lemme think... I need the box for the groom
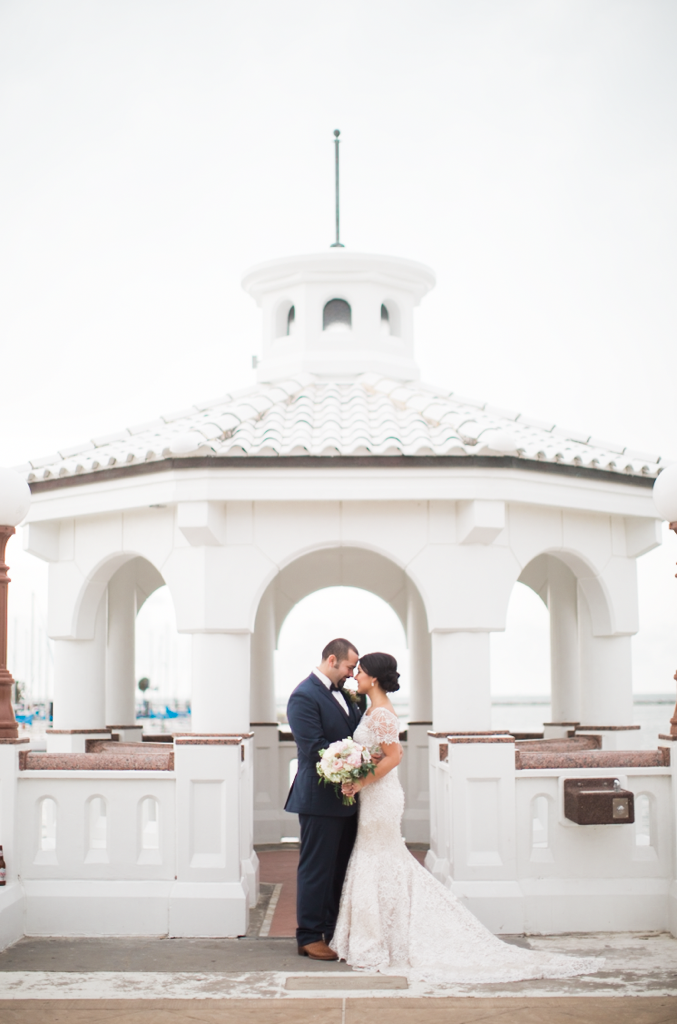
[285,638,364,960]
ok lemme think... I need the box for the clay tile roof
[17,373,664,484]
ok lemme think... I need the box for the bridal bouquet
[316,737,377,806]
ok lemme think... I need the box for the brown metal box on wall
[563,777,634,825]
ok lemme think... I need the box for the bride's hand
[342,780,365,796]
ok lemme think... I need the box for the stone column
[249,587,276,725]
[105,562,138,733]
[578,592,635,740]
[191,632,251,734]
[407,582,432,723]
[548,556,581,723]
[249,588,283,842]
[431,630,492,731]
[49,594,110,752]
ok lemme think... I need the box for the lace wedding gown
[332,707,601,985]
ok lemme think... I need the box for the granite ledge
[516,749,669,770]
[449,735,515,744]
[19,751,174,771]
[174,736,243,746]
[0,738,30,745]
[428,730,510,738]
[86,739,173,753]
[658,733,677,741]
[173,732,254,739]
[576,725,641,731]
[45,729,111,735]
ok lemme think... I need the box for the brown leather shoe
[298,939,338,960]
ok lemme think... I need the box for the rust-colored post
[0,526,18,740]
[670,522,677,737]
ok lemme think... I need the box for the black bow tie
[330,683,341,692]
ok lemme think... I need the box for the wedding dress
[332,707,601,984]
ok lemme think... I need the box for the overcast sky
[2,1,676,701]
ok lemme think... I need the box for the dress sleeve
[370,707,400,745]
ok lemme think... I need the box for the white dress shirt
[314,666,350,716]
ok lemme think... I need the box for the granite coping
[449,735,515,744]
[515,736,601,752]
[106,724,143,730]
[515,748,670,770]
[0,738,30,745]
[174,736,243,746]
[576,724,641,731]
[543,721,580,727]
[85,740,173,753]
[173,732,254,739]
[427,730,511,738]
[658,733,677,741]
[19,751,174,771]
[45,729,111,735]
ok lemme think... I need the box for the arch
[274,299,295,339]
[39,796,57,852]
[271,546,411,642]
[85,795,108,863]
[139,796,160,850]
[517,548,616,638]
[72,552,166,640]
[381,301,401,337]
[323,298,351,331]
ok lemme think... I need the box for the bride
[331,652,601,984]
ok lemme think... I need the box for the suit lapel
[310,674,351,722]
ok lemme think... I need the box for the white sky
[2,1,677,701]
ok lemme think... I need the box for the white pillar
[105,562,137,728]
[431,631,492,731]
[191,632,251,733]
[50,594,109,750]
[548,556,580,723]
[407,582,432,723]
[578,593,634,728]
[250,587,276,725]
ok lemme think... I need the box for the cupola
[242,249,435,383]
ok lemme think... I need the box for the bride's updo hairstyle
[359,652,400,692]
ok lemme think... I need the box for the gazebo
[4,247,670,942]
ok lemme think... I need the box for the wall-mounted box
[563,777,634,825]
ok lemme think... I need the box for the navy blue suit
[285,673,364,946]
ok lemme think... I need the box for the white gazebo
[2,246,672,946]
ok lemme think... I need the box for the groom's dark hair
[322,638,358,662]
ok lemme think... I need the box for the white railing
[425,733,677,936]
[252,724,431,844]
[18,772,176,881]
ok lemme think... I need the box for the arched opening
[491,581,550,734]
[322,298,351,332]
[40,796,57,852]
[275,586,409,717]
[286,305,296,335]
[380,301,400,337]
[85,795,108,863]
[135,584,191,725]
[249,546,431,844]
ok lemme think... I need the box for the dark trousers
[296,812,358,947]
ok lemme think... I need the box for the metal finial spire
[330,129,344,248]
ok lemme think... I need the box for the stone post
[191,632,251,734]
[105,562,139,738]
[48,595,110,752]
[0,528,18,740]
[431,630,492,731]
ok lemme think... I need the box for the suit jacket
[285,672,364,817]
